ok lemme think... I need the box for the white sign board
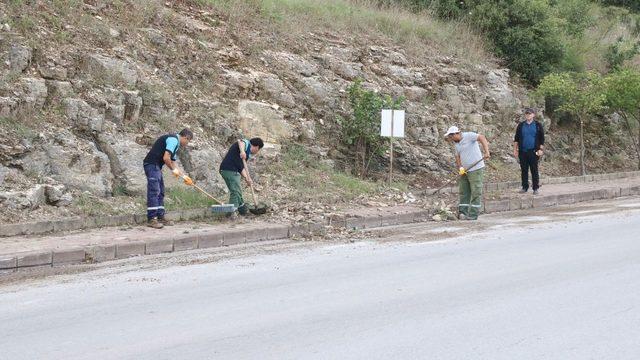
[380,109,405,137]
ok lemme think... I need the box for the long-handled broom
[180,174,236,213]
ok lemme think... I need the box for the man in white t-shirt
[444,126,491,220]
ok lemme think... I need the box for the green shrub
[554,0,594,37]
[599,0,640,13]
[470,0,565,84]
[604,36,640,70]
[336,79,404,178]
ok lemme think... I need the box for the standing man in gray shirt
[444,126,491,220]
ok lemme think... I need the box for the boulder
[484,69,518,109]
[106,135,149,195]
[328,60,362,80]
[63,98,105,132]
[39,65,68,81]
[0,96,17,116]
[189,149,224,191]
[300,77,333,105]
[0,164,7,187]
[20,78,48,110]
[0,185,46,210]
[404,86,428,102]
[122,90,142,125]
[8,44,31,73]
[237,100,293,143]
[44,184,72,206]
[140,83,176,124]
[82,53,138,86]
[257,74,295,108]
[20,135,113,196]
[265,51,319,77]
[45,80,73,105]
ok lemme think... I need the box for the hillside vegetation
[0,0,637,225]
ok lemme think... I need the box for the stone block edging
[2,183,640,271]
[427,170,640,195]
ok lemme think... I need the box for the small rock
[9,44,32,73]
[45,184,64,203]
[55,193,73,207]
[432,214,443,222]
[27,185,47,209]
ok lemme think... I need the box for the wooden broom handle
[191,183,224,205]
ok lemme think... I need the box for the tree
[337,80,404,178]
[535,72,607,175]
[469,0,565,85]
[603,69,640,169]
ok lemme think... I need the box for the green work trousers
[220,170,245,213]
[458,168,484,219]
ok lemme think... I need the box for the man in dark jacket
[219,137,264,217]
[513,108,545,194]
[143,128,193,229]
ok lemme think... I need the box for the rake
[426,157,488,197]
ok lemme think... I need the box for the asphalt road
[1,200,640,360]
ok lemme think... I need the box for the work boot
[158,217,174,226]
[519,188,528,194]
[225,211,238,221]
[147,218,164,229]
[459,213,468,220]
[532,189,539,195]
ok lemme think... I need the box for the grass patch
[75,193,114,216]
[0,115,37,139]
[164,186,214,210]
[193,0,491,64]
[268,144,393,204]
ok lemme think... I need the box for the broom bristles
[210,204,236,213]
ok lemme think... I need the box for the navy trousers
[144,163,165,220]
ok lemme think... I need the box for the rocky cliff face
[0,1,631,223]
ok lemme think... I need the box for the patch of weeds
[164,186,214,210]
[10,14,37,34]
[272,144,382,202]
[75,193,113,216]
[112,184,129,197]
[388,180,409,192]
[422,94,435,106]
[331,172,376,196]
[0,116,36,139]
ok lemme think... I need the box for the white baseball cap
[444,126,460,137]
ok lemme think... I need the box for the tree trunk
[622,112,640,170]
[580,119,586,176]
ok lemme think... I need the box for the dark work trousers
[519,150,540,191]
[144,163,165,220]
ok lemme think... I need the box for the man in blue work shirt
[513,108,545,195]
[219,137,264,218]
[143,128,194,229]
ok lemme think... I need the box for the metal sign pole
[389,110,394,185]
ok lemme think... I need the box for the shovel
[242,158,268,215]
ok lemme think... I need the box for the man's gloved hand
[458,167,467,176]
[182,175,193,186]
[172,168,181,178]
